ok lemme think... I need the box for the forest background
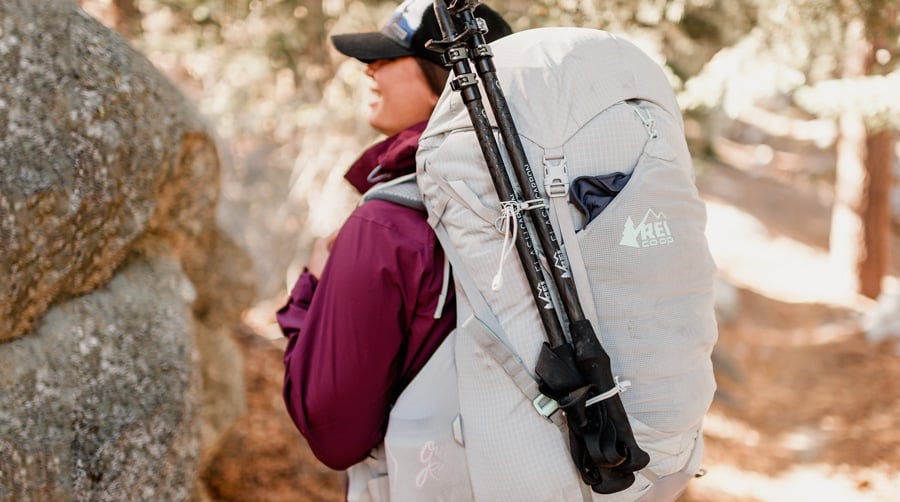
[75,0,900,500]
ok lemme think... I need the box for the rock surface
[0,0,249,341]
[0,248,199,501]
[0,0,253,499]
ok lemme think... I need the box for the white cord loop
[492,201,519,291]
[584,376,632,407]
[491,198,547,291]
[632,105,658,139]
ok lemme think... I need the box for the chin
[367,116,388,135]
[369,121,398,137]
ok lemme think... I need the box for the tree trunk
[859,130,893,298]
[829,18,892,299]
[830,20,893,298]
[110,0,142,38]
[77,0,142,38]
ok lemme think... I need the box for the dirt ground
[200,162,900,501]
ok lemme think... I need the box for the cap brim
[331,32,414,63]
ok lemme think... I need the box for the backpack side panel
[383,331,475,501]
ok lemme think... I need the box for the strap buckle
[543,150,568,198]
[533,393,560,418]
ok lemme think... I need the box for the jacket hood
[344,120,428,194]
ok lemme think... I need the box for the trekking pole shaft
[458,8,587,326]
[432,0,566,347]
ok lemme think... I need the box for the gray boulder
[1,0,253,499]
[0,248,200,501]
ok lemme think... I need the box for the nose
[365,59,388,77]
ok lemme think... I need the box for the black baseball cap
[331,0,512,67]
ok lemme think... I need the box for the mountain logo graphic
[620,208,675,248]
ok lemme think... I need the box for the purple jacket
[278,122,456,471]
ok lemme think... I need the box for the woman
[277,0,511,472]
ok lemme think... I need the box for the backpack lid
[422,27,682,148]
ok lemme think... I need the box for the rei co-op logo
[620,208,675,248]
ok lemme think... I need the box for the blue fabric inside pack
[569,172,632,230]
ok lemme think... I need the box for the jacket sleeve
[276,268,317,339]
[279,201,437,471]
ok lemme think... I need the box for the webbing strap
[434,224,505,337]
[434,254,452,320]
[463,315,565,430]
[361,173,425,211]
[543,149,602,337]
[433,223,565,429]
[421,168,499,224]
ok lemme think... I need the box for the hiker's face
[365,57,438,136]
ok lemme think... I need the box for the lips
[369,87,382,108]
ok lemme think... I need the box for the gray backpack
[352,27,717,502]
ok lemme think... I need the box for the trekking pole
[425,0,568,349]
[427,1,650,494]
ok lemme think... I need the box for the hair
[414,57,452,97]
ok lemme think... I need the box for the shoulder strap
[363,173,450,319]
[361,173,426,212]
